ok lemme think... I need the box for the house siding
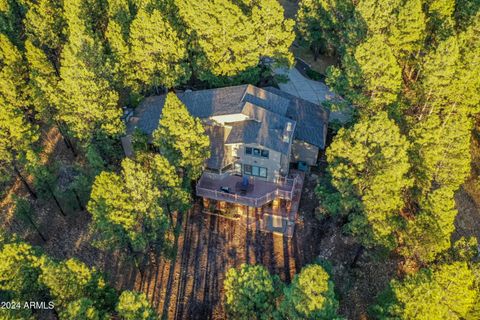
[236,144,283,182]
[291,140,319,166]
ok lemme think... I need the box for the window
[234,163,242,173]
[245,147,269,159]
[259,167,267,178]
[243,164,267,178]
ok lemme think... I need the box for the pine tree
[152,92,210,181]
[139,153,191,221]
[175,0,259,84]
[105,0,136,100]
[455,0,480,31]
[322,112,411,248]
[387,0,426,63]
[24,39,60,121]
[420,35,460,112]
[0,33,29,111]
[296,0,364,58]
[60,298,101,320]
[0,237,45,302]
[39,258,117,315]
[0,0,26,44]
[356,0,402,35]
[0,34,40,197]
[224,264,282,320]
[23,0,66,54]
[456,12,480,116]
[296,0,336,60]
[246,0,295,65]
[87,158,169,253]
[354,34,402,110]
[279,264,339,319]
[126,4,189,94]
[426,0,456,41]
[116,291,158,320]
[58,0,124,143]
[374,262,477,319]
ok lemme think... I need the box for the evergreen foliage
[374,262,478,319]
[0,237,158,319]
[152,92,210,181]
[116,290,158,320]
[87,158,169,253]
[58,0,124,143]
[314,0,480,265]
[126,4,189,94]
[224,264,282,320]
[319,112,411,248]
[279,264,340,319]
[354,35,402,109]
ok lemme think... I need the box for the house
[123,84,329,236]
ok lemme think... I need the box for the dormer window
[245,147,269,159]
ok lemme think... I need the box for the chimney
[283,122,293,143]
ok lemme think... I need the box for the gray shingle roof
[126,95,166,135]
[263,87,330,149]
[203,123,226,170]
[126,84,328,166]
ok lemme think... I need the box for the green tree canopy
[374,261,477,319]
[25,39,60,120]
[23,0,66,52]
[39,258,117,313]
[321,112,411,248]
[0,237,45,302]
[60,298,102,320]
[279,264,339,320]
[152,92,210,181]
[126,4,189,94]
[175,0,258,82]
[116,290,158,320]
[387,0,426,62]
[58,0,124,143]
[224,264,281,320]
[87,158,169,253]
[354,34,402,110]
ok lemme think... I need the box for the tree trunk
[55,121,77,157]
[73,189,85,211]
[127,242,143,277]
[350,245,365,268]
[13,165,37,199]
[25,213,47,242]
[313,44,320,61]
[166,203,174,228]
[49,187,66,216]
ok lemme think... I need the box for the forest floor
[1,128,478,319]
[1,133,479,319]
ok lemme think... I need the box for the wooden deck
[196,173,298,208]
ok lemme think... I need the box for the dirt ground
[0,129,398,320]
[1,127,478,320]
[101,172,398,320]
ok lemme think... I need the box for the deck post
[202,197,210,209]
[218,201,227,212]
[272,198,281,211]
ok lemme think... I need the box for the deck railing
[196,174,300,208]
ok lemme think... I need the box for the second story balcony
[196,171,301,208]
